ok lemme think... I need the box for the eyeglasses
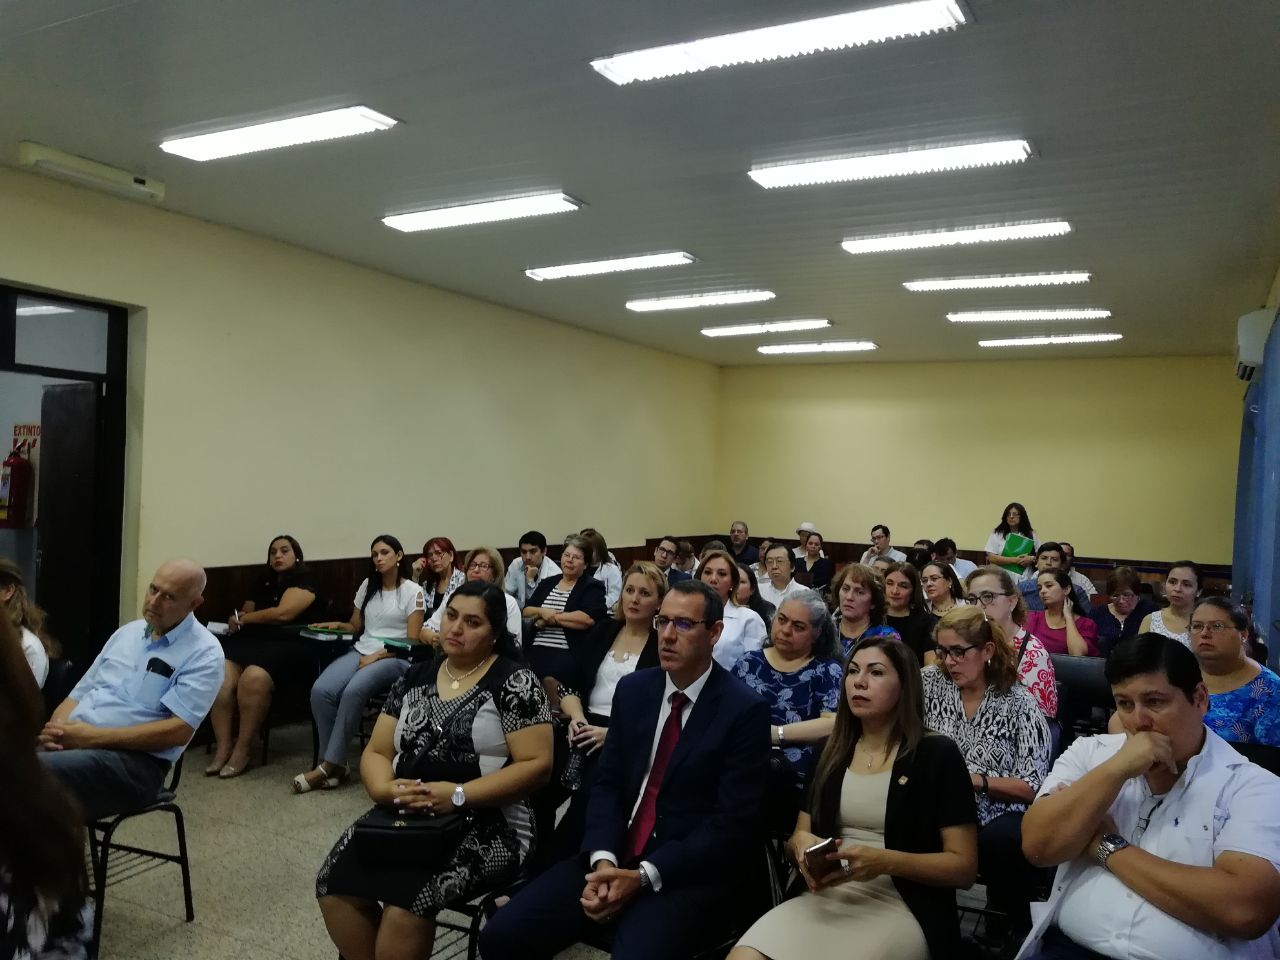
[964,591,1011,606]
[920,575,948,586]
[654,615,713,634]
[871,533,888,542]
[765,558,789,567]
[933,643,979,662]
[1189,621,1234,635]
[425,550,448,560]
[467,561,493,571]
[655,546,675,557]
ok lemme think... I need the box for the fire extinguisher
[0,443,34,528]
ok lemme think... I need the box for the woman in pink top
[1024,570,1098,656]
[962,566,1058,717]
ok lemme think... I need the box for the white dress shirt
[590,663,715,893]
[758,577,808,610]
[858,547,908,565]
[1016,730,1280,960]
[503,554,561,608]
[713,603,768,670]
[1068,567,1099,598]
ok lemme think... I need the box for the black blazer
[569,620,660,707]
[795,555,834,591]
[582,663,770,890]
[808,733,977,960]
[525,575,608,641]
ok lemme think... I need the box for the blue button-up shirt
[69,612,225,763]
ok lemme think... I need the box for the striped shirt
[533,588,571,650]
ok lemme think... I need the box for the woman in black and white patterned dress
[922,606,1050,949]
[317,581,552,960]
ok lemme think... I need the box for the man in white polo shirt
[1018,633,1280,960]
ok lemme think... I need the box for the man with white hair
[39,558,224,819]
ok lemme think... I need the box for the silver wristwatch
[451,784,467,808]
[637,866,652,891]
[1094,833,1129,869]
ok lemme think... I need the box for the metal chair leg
[171,806,195,921]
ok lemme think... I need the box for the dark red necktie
[623,691,689,863]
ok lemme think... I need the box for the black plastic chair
[1229,740,1280,776]
[88,758,193,956]
[43,657,79,719]
[1050,654,1114,750]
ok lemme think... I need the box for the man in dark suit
[479,579,770,960]
[654,535,691,584]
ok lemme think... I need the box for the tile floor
[94,722,605,960]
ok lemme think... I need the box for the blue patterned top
[837,622,903,660]
[1205,666,1280,748]
[733,649,844,785]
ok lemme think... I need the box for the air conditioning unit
[1236,308,1272,381]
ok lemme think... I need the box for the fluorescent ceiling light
[160,106,397,161]
[590,0,967,85]
[750,139,1031,189]
[701,318,831,338]
[904,271,1090,291]
[843,220,1070,255]
[626,290,776,312]
[948,308,1112,323]
[16,305,75,317]
[383,193,581,233]
[978,333,1123,348]
[758,340,877,354]
[525,251,695,281]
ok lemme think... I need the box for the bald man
[39,559,224,819]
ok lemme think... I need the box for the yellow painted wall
[0,168,718,615]
[717,357,1243,564]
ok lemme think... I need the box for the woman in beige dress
[729,634,978,960]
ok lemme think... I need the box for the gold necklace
[444,655,491,691]
[855,740,888,769]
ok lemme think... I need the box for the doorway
[0,285,127,667]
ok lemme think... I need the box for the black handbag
[352,805,471,867]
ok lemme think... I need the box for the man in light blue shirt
[39,558,224,819]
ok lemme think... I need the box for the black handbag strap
[1015,630,1030,666]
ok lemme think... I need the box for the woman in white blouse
[0,559,53,688]
[296,535,425,793]
[698,549,768,670]
[552,562,666,855]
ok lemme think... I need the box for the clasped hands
[37,719,97,751]
[386,779,457,814]
[580,862,643,923]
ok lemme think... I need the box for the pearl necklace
[443,655,491,691]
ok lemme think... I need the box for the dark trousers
[39,748,170,820]
[1023,925,1114,960]
[478,856,726,960]
[978,811,1042,934]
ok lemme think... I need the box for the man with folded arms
[1018,634,1280,959]
[480,579,770,960]
[39,558,224,820]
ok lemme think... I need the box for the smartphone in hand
[803,837,839,881]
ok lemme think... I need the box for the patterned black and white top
[0,879,91,960]
[532,588,571,650]
[921,666,1051,826]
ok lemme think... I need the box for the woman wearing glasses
[920,562,965,618]
[961,567,1058,717]
[414,537,466,616]
[831,564,901,660]
[420,547,520,645]
[1191,597,1280,748]
[1024,569,1099,656]
[697,549,768,669]
[922,607,1050,951]
[1087,566,1157,656]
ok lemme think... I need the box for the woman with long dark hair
[729,634,978,960]
[0,558,57,687]
[920,561,965,618]
[985,502,1038,577]
[317,581,552,960]
[736,563,776,631]
[296,535,425,793]
[882,563,933,666]
[209,534,318,777]
[0,616,91,958]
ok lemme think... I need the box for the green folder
[997,533,1035,573]
[377,636,414,651]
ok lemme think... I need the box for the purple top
[1024,610,1100,656]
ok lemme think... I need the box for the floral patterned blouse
[1011,628,1058,718]
[733,650,843,785]
[1205,666,1280,748]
